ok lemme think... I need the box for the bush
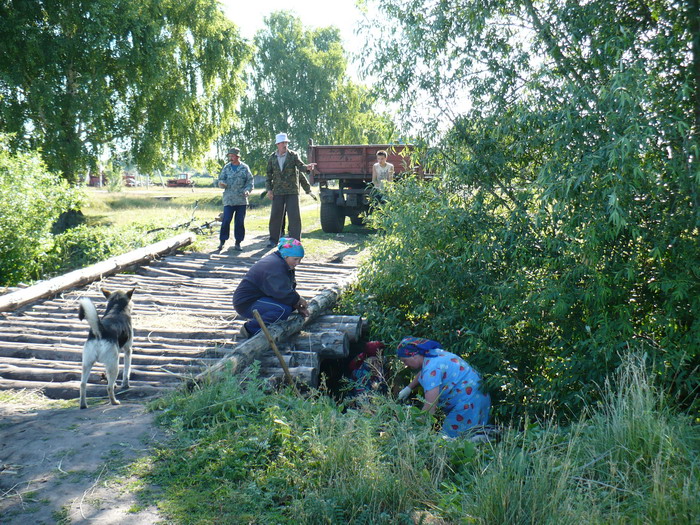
[0,137,83,286]
[342,172,700,422]
[40,224,170,278]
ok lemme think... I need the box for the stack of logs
[254,315,363,387]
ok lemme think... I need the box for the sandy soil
[0,399,168,524]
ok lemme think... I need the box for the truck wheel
[320,202,345,233]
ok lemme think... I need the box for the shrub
[0,136,83,286]
[41,224,171,278]
[342,173,700,421]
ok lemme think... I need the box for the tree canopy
[222,11,396,173]
[0,0,251,182]
[352,0,700,417]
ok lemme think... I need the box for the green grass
[128,355,699,524]
[82,186,373,261]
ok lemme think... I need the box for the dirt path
[0,222,366,523]
[0,398,166,524]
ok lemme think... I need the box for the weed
[51,505,71,524]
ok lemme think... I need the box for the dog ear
[126,288,135,300]
[102,288,111,299]
[78,304,85,320]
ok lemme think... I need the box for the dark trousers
[237,297,293,336]
[269,194,302,242]
[220,205,247,244]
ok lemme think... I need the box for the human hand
[307,192,317,201]
[306,162,317,170]
[267,190,274,200]
[244,191,250,197]
[295,298,309,317]
[398,386,412,400]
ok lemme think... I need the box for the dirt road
[0,398,166,524]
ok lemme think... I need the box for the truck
[166,173,195,187]
[307,141,425,233]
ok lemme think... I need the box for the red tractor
[166,173,195,187]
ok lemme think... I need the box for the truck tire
[320,202,345,233]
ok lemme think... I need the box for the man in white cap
[264,132,316,247]
[217,147,253,252]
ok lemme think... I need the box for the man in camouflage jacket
[218,147,253,252]
[265,132,316,246]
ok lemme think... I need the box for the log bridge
[0,233,360,401]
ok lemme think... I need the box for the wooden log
[313,315,362,325]
[290,351,319,369]
[0,356,199,375]
[194,277,353,383]
[0,379,171,400]
[0,232,195,313]
[0,345,217,366]
[304,321,362,343]
[307,315,362,342]
[253,309,298,392]
[263,366,319,388]
[290,331,349,358]
[0,363,179,384]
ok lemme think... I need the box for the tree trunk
[306,315,362,342]
[290,330,349,358]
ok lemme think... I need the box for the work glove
[398,386,412,400]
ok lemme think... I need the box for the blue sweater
[233,252,300,313]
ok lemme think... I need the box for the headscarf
[349,341,385,372]
[278,237,304,258]
[396,336,442,358]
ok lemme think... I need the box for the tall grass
[447,354,700,524]
[137,354,698,524]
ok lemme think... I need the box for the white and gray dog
[78,288,135,409]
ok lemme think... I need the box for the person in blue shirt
[218,147,253,252]
[232,237,309,338]
[396,336,490,438]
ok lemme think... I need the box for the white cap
[275,132,289,144]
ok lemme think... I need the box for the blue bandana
[278,237,304,258]
[396,337,442,358]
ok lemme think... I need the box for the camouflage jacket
[265,149,311,195]
[218,161,253,206]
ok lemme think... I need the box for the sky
[218,0,368,72]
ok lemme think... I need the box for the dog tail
[78,298,103,338]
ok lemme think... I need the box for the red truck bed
[307,144,416,184]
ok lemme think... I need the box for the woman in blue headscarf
[233,237,309,338]
[396,336,490,438]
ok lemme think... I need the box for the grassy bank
[132,355,699,524]
[82,186,372,261]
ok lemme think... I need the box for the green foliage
[350,0,700,419]
[146,367,451,523]
[445,355,700,524]
[0,0,251,181]
[0,137,83,286]
[221,12,397,174]
[142,356,698,523]
[41,224,171,278]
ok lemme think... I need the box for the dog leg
[80,350,96,409]
[121,340,133,389]
[105,353,121,406]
